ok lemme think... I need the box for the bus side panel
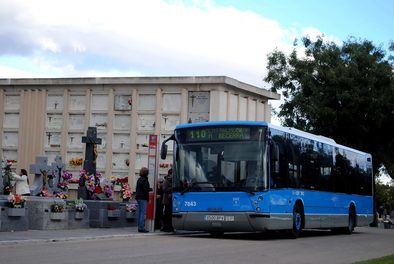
[269,189,373,229]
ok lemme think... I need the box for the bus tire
[291,203,304,238]
[209,231,224,237]
[345,205,356,234]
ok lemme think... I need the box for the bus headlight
[255,207,261,212]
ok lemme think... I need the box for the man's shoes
[161,228,174,232]
[138,229,149,233]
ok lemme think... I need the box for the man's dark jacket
[135,176,151,201]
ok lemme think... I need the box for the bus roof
[268,123,370,156]
[176,121,268,129]
[175,121,371,157]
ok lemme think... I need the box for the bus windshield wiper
[180,181,213,195]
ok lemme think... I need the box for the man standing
[162,168,174,232]
[135,167,151,233]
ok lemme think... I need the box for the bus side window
[270,142,280,174]
[269,131,287,189]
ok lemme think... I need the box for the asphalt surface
[0,227,393,264]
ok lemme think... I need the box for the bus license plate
[204,215,235,222]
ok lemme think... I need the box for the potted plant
[50,203,65,220]
[7,194,26,217]
[107,204,120,218]
[125,203,137,219]
[74,198,87,220]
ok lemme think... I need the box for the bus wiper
[181,181,213,195]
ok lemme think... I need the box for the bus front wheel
[291,203,304,238]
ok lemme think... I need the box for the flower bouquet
[7,194,26,217]
[69,157,83,166]
[75,198,87,212]
[121,183,132,201]
[50,203,65,220]
[62,170,73,181]
[57,181,68,191]
[7,194,26,208]
[74,198,87,219]
[125,203,137,219]
[51,203,65,213]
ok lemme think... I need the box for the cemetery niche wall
[0,76,279,190]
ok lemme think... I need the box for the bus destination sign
[185,127,251,142]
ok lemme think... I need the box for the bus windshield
[174,126,267,193]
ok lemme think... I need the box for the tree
[265,37,394,176]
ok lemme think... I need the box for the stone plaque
[68,133,84,148]
[113,114,131,130]
[135,153,148,170]
[2,150,17,161]
[112,153,129,170]
[90,114,107,130]
[162,93,181,112]
[137,114,155,131]
[67,151,83,162]
[46,114,63,130]
[47,95,64,110]
[188,91,210,123]
[69,114,85,130]
[112,171,128,178]
[2,132,18,147]
[45,132,61,147]
[96,152,106,169]
[4,95,20,110]
[3,113,19,129]
[188,91,210,113]
[138,94,156,111]
[91,94,109,111]
[97,133,107,150]
[69,95,86,111]
[136,134,149,150]
[161,115,180,131]
[44,151,61,164]
[113,133,131,150]
[114,95,132,111]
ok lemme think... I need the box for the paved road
[0,227,393,264]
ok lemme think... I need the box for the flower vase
[125,211,136,219]
[50,212,66,221]
[7,207,26,217]
[107,209,120,218]
[75,211,84,220]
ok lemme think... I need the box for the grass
[354,254,394,264]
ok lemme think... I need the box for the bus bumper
[172,212,292,232]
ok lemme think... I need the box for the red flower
[94,186,102,194]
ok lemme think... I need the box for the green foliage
[265,37,394,175]
[375,182,394,212]
[354,254,394,264]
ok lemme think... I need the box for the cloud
[0,0,338,88]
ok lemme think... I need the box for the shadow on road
[172,229,362,241]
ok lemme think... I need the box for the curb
[0,232,168,246]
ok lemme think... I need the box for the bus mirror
[160,134,175,160]
[161,143,168,160]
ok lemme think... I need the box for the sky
[1,0,392,85]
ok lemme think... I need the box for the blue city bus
[160,121,373,237]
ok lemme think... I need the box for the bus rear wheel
[291,203,304,238]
